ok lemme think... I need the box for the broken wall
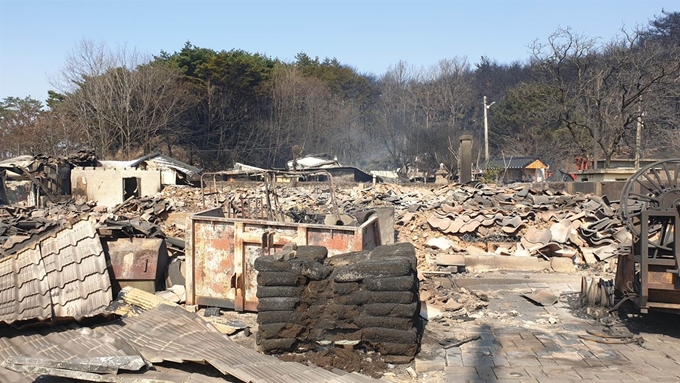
[254,243,420,363]
[3,180,35,206]
[71,167,162,207]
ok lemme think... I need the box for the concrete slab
[420,270,680,383]
[415,349,447,372]
[464,255,551,272]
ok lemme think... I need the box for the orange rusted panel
[188,209,381,311]
[648,270,675,286]
[193,220,237,306]
[307,228,361,255]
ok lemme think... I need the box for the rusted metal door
[186,208,381,311]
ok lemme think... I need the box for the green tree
[490,82,576,171]
[641,10,680,46]
[159,43,276,168]
[0,96,44,158]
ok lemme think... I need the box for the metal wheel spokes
[620,159,680,243]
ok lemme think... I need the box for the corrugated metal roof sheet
[106,304,387,383]
[141,154,202,179]
[0,220,112,324]
[0,304,387,383]
[0,245,51,323]
[0,156,36,170]
[99,153,202,179]
[0,325,134,383]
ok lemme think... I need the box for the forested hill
[1,11,679,174]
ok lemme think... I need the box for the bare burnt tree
[264,65,340,167]
[328,100,367,167]
[638,11,680,157]
[39,104,86,157]
[374,61,419,172]
[532,27,680,168]
[416,58,475,173]
[52,40,189,159]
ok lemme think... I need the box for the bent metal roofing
[0,304,387,383]
[0,220,112,324]
[99,152,203,179]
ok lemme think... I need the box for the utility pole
[483,96,495,162]
[635,96,643,169]
[593,124,598,170]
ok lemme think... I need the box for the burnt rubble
[0,194,184,258]
[0,179,638,382]
[171,181,628,270]
[421,184,627,266]
[0,181,629,324]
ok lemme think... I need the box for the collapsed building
[72,152,202,207]
[0,151,199,208]
[0,153,92,206]
[2,146,673,381]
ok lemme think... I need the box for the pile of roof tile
[423,184,629,264]
[156,182,630,267]
[0,194,184,259]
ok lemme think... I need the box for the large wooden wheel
[620,159,680,253]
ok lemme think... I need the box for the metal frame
[200,169,342,221]
[619,158,680,313]
[635,210,680,312]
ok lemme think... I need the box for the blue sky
[0,0,675,104]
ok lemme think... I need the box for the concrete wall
[3,180,35,206]
[532,181,628,200]
[161,170,176,185]
[575,169,637,182]
[71,168,162,207]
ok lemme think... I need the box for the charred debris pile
[0,179,632,382]
[255,243,421,365]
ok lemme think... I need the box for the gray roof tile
[484,156,544,169]
[0,220,112,324]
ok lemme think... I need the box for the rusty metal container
[185,207,386,311]
[104,237,169,296]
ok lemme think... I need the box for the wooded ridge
[1,11,679,175]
